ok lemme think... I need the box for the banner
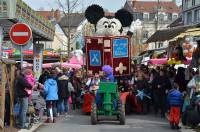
[33,43,44,80]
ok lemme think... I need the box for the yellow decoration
[167,58,182,65]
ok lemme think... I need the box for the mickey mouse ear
[115,9,133,27]
[85,4,105,25]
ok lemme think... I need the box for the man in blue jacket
[167,82,183,129]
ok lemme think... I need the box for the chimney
[132,0,137,7]
[54,9,61,22]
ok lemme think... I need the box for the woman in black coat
[57,74,70,114]
[152,69,172,117]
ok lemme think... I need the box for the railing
[0,0,55,40]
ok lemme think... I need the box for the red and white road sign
[9,23,32,45]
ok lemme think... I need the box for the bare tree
[57,0,81,57]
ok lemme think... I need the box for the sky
[23,0,182,12]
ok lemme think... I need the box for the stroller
[32,91,46,123]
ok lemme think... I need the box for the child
[24,69,36,103]
[167,82,183,129]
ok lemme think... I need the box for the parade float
[84,5,134,77]
[82,4,138,124]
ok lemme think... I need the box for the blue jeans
[19,97,28,128]
[57,97,68,113]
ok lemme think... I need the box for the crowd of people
[9,66,84,129]
[3,62,200,130]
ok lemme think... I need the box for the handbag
[28,105,35,114]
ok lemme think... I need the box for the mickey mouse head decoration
[85,4,133,36]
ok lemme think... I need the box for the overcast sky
[23,0,182,12]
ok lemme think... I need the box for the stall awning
[175,28,200,39]
[146,25,197,43]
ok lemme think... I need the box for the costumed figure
[96,65,115,107]
[85,4,134,37]
[102,65,115,82]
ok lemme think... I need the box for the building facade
[182,0,200,25]
[124,0,181,50]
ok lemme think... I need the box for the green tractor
[91,82,125,125]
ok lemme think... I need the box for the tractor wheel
[91,101,97,125]
[118,101,125,125]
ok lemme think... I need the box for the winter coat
[72,76,82,93]
[57,75,70,99]
[44,78,58,101]
[174,68,186,92]
[15,74,32,98]
[135,80,149,91]
[38,71,49,84]
[152,75,171,96]
[167,89,183,107]
[25,74,35,87]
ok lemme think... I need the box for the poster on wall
[33,44,44,81]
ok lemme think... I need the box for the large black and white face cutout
[85,4,133,36]
[96,17,122,36]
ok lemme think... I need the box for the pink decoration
[149,58,192,65]
[149,58,168,65]
[62,63,82,69]
[69,55,84,65]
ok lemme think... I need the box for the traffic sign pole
[9,23,32,69]
[20,46,24,69]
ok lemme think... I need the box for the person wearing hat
[57,74,70,115]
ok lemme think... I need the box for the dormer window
[172,14,178,20]
[143,12,149,20]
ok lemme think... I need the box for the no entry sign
[9,23,32,45]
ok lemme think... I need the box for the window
[194,9,200,23]
[172,14,178,20]
[137,13,143,20]
[143,31,149,39]
[158,14,164,21]
[143,13,149,20]
[149,13,156,21]
[184,0,193,9]
[195,0,200,5]
[168,13,172,21]
[192,0,195,6]
[158,43,163,48]
[187,12,192,24]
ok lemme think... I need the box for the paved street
[35,111,184,132]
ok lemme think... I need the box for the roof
[146,25,196,43]
[168,16,183,28]
[131,1,181,14]
[58,12,115,28]
[58,13,85,28]
[36,10,61,22]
